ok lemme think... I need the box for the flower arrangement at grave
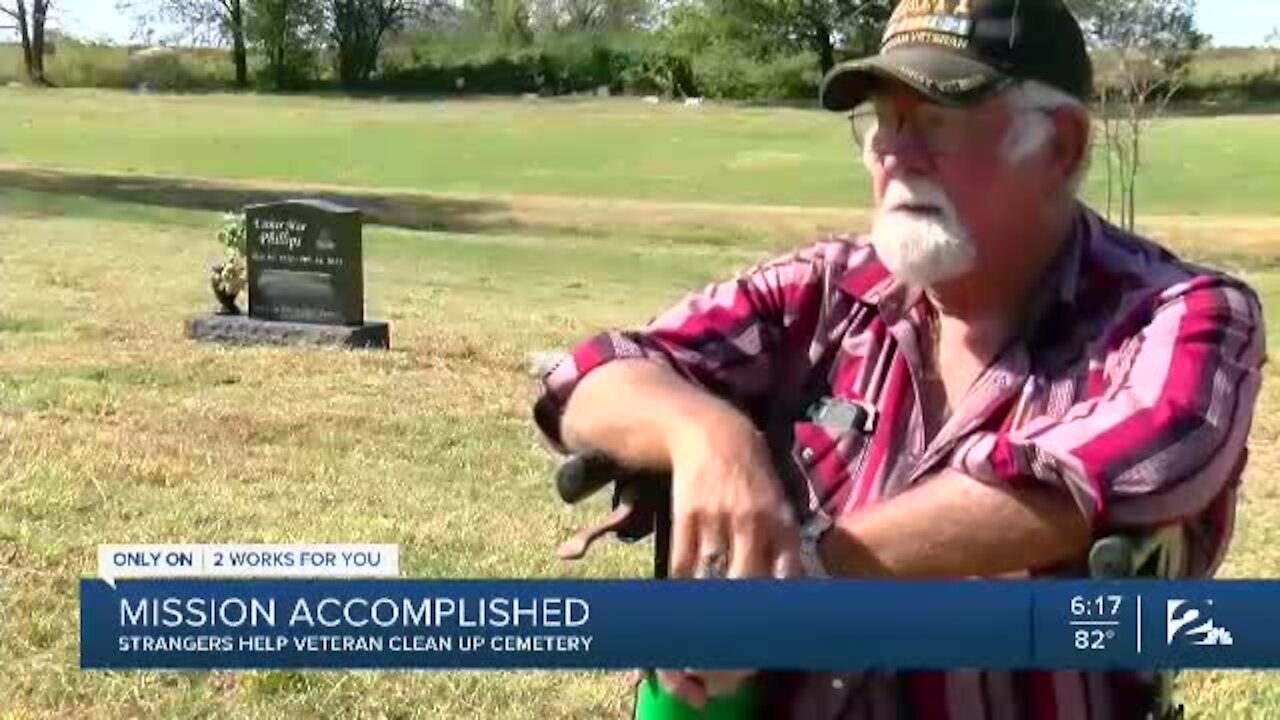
[211,211,248,315]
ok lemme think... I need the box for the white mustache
[881,178,956,216]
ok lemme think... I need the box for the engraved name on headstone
[245,199,364,326]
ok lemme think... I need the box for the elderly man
[532,0,1266,716]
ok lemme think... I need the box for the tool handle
[555,449,628,504]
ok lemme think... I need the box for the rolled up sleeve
[954,276,1267,576]
[532,242,842,453]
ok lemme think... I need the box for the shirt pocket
[791,414,877,516]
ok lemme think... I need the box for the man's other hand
[668,414,805,581]
[654,668,756,708]
[558,359,805,580]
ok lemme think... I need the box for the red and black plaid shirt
[534,206,1266,719]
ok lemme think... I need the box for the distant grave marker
[186,199,390,349]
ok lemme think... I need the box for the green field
[2,88,1280,217]
[1,88,1279,718]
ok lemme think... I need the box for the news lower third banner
[81,576,1280,671]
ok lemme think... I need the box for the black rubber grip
[555,450,626,504]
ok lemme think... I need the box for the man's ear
[1048,106,1091,188]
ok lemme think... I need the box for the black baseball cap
[820,0,1092,111]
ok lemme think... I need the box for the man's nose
[876,126,934,176]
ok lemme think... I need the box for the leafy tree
[118,0,250,88]
[1,0,54,85]
[1073,0,1206,230]
[246,0,327,89]
[665,0,889,76]
[330,0,425,87]
[532,0,653,33]
[465,0,532,46]
[744,0,890,73]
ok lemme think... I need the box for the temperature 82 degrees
[1032,589,1141,669]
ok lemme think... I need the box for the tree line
[107,0,423,90]
[92,0,899,96]
[1,0,1217,108]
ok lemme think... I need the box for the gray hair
[1001,80,1093,196]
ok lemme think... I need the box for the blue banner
[80,579,1280,671]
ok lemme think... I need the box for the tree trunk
[334,0,371,89]
[1100,90,1113,221]
[10,0,33,82]
[276,43,286,89]
[29,0,45,84]
[1106,124,1115,221]
[363,25,386,83]
[1122,91,1141,232]
[1128,117,1140,232]
[274,0,288,90]
[814,23,835,76]
[231,0,248,88]
[232,32,248,87]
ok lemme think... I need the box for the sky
[22,0,1280,48]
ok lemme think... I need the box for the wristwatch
[799,512,834,578]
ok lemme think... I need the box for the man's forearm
[818,469,1092,578]
[558,359,757,469]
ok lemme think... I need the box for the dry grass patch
[1,207,1277,718]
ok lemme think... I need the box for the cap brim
[820,46,1009,112]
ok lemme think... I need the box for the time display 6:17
[1071,595,1123,617]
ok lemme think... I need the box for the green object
[634,673,759,720]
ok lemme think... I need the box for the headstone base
[185,314,390,350]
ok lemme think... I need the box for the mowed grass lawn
[0,89,1278,718]
[1,87,1280,217]
[2,201,1279,719]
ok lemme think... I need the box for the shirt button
[832,678,845,690]
[801,447,815,462]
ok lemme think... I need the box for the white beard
[870,177,976,287]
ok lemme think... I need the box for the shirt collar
[836,249,921,326]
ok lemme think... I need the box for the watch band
[799,512,833,578]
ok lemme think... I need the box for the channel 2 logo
[1166,599,1234,647]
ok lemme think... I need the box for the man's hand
[559,359,804,705]
[560,359,805,580]
[654,413,804,705]
[666,414,804,580]
[654,668,755,708]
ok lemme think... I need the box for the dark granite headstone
[187,199,389,350]
[246,199,364,325]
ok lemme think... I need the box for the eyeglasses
[850,99,1053,156]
